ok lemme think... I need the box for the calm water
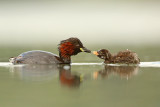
[0,46,160,107]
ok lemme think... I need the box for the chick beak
[80,47,91,53]
[92,51,99,56]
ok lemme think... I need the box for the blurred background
[0,0,160,61]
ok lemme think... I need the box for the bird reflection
[10,64,82,87]
[59,66,82,88]
[93,65,139,80]
[10,65,59,82]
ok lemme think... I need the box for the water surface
[0,46,160,107]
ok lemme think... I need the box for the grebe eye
[76,44,80,47]
[99,51,103,54]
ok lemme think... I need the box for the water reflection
[10,65,59,82]
[93,65,139,80]
[10,64,82,87]
[59,67,82,88]
[9,64,139,88]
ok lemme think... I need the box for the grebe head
[58,37,91,62]
[93,49,111,60]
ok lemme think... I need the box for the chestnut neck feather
[59,42,75,63]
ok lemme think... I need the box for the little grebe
[93,49,140,64]
[10,37,91,64]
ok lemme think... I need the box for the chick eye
[100,51,103,54]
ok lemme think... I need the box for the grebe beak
[80,47,91,53]
[92,51,99,56]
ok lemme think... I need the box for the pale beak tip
[92,51,99,55]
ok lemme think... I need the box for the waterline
[0,62,160,68]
